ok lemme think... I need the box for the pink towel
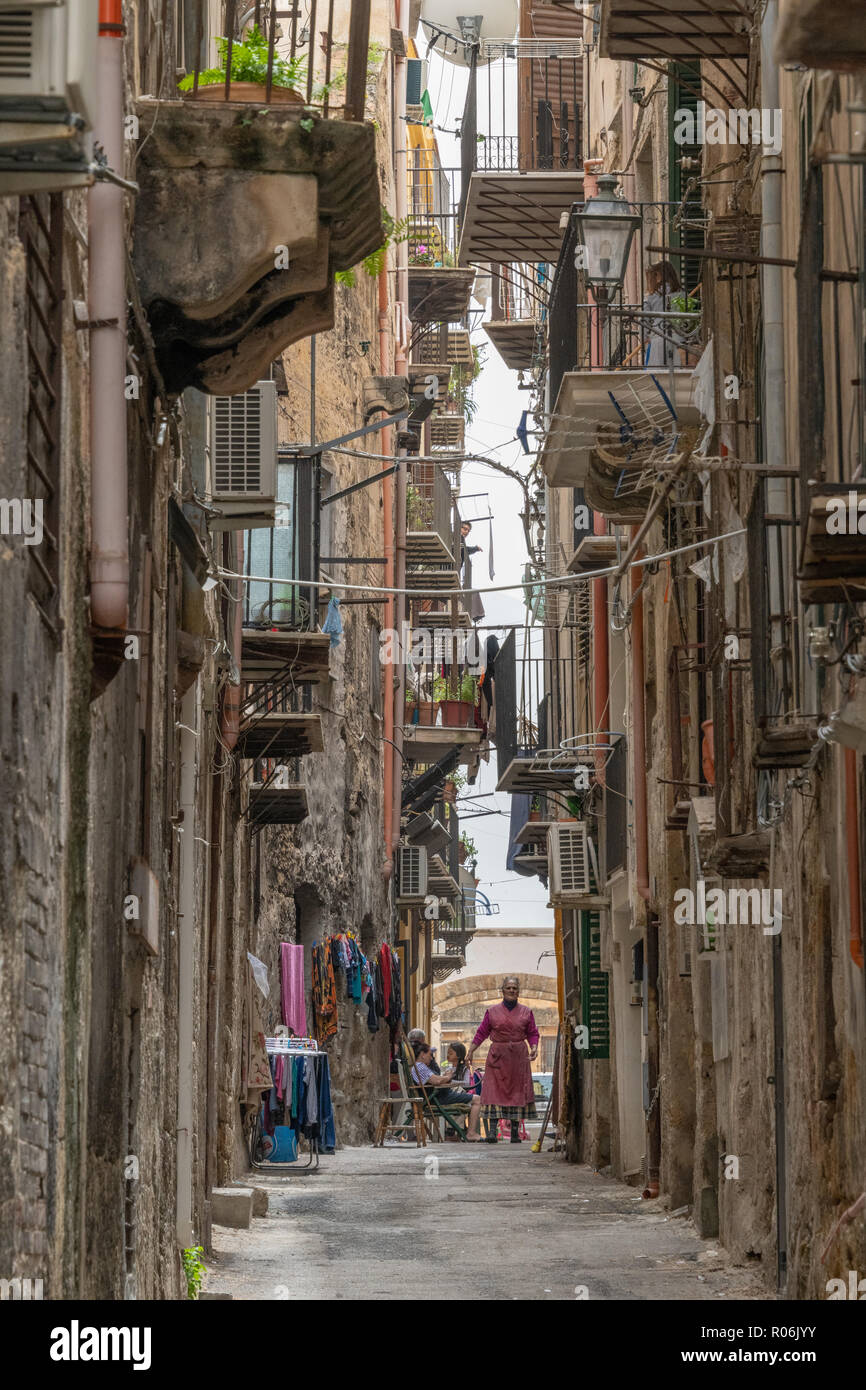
[280,942,307,1037]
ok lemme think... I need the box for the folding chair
[400,1042,472,1142]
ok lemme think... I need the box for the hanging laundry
[311,941,338,1044]
[280,942,307,1037]
[322,595,343,647]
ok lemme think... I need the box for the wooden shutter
[580,909,610,1059]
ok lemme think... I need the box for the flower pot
[442,779,457,805]
[528,809,541,823]
[183,81,305,104]
[440,699,473,727]
[407,700,439,727]
[458,844,467,864]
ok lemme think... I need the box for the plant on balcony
[334,209,410,287]
[406,483,434,532]
[178,26,307,100]
[433,670,477,727]
[442,769,465,803]
[669,289,701,339]
[528,795,542,823]
[405,685,438,726]
[447,343,487,425]
[458,832,477,866]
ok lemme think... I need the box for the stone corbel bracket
[132,101,384,395]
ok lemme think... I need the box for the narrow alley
[2,0,866,1354]
[203,1147,768,1302]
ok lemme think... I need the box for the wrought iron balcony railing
[184,0,373,119]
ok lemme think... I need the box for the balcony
[494,628,592,794]
[241,452,332,684]
[541,201,705,509]
[457,40,584,266]
[132,5,382,394]
[798,482,866,605]
[406,157,475,322]
[248,761,309,829]
[237,681,323,761]
[511,817,551,875]
[403,658,485,768]
[429,409,465,453]
[775,0,866,69]
[540,367,702,500]
[407,460,456,567]
[599,0,750,60]
[483,264,547,371]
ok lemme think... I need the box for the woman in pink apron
[467,977,539,1143]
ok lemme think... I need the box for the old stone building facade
[0,0,425,1298]
[498,0,866,1299]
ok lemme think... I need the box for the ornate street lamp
[574,172,641,291]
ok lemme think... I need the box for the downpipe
[89,0,129,629]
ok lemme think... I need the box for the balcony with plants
[132,1,384,395]
[403,659,484,769]
[406,156,475,323]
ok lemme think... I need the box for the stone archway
[432,972,559,1072]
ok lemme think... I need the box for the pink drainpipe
[89,3,129,629]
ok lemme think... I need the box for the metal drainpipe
[584,161,611,796]
[219,536,243,748]
[845,748,864,968]
[631,532,651,901]
[379,264,395,879]
[175,687,197,1247]
[392,3,409,865]
[760,3,788,664]
[89,0,129,629]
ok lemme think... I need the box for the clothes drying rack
[250,1038,329,1174]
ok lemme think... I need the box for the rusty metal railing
[186,0,371,119]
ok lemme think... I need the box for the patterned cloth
[481,1103,537,1121]
[311,941,338,1044]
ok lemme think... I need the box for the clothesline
[217,528,746,601]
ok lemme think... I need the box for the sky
[420,39,553,930]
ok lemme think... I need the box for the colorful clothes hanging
[311,941,338,1044]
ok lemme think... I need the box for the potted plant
[442,769,465,804]
[458,832,477,866]
[405,686,438,727]
[528,795,542,823]
[178,26,307,103]
[434,670,477,727]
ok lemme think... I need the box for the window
[19,194,63,634]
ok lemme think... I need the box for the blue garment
[317,1056,336,1153]
[322,596,343,647]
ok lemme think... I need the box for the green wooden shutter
[667,62,704,298]
[579,909,610,1059]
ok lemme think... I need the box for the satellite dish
[420,0,519,68]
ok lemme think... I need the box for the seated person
[408,1027,440,1073]
[445,1041,480,1095]
[411,1043,482,1140]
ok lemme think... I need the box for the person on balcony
[642,260,681,368]
[460,521,485,623]
[466,977,538,1143]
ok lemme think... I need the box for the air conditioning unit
[548,823,606,907]
[208,380,277,530]
[396,844,428,904]
[0,0,98,194]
